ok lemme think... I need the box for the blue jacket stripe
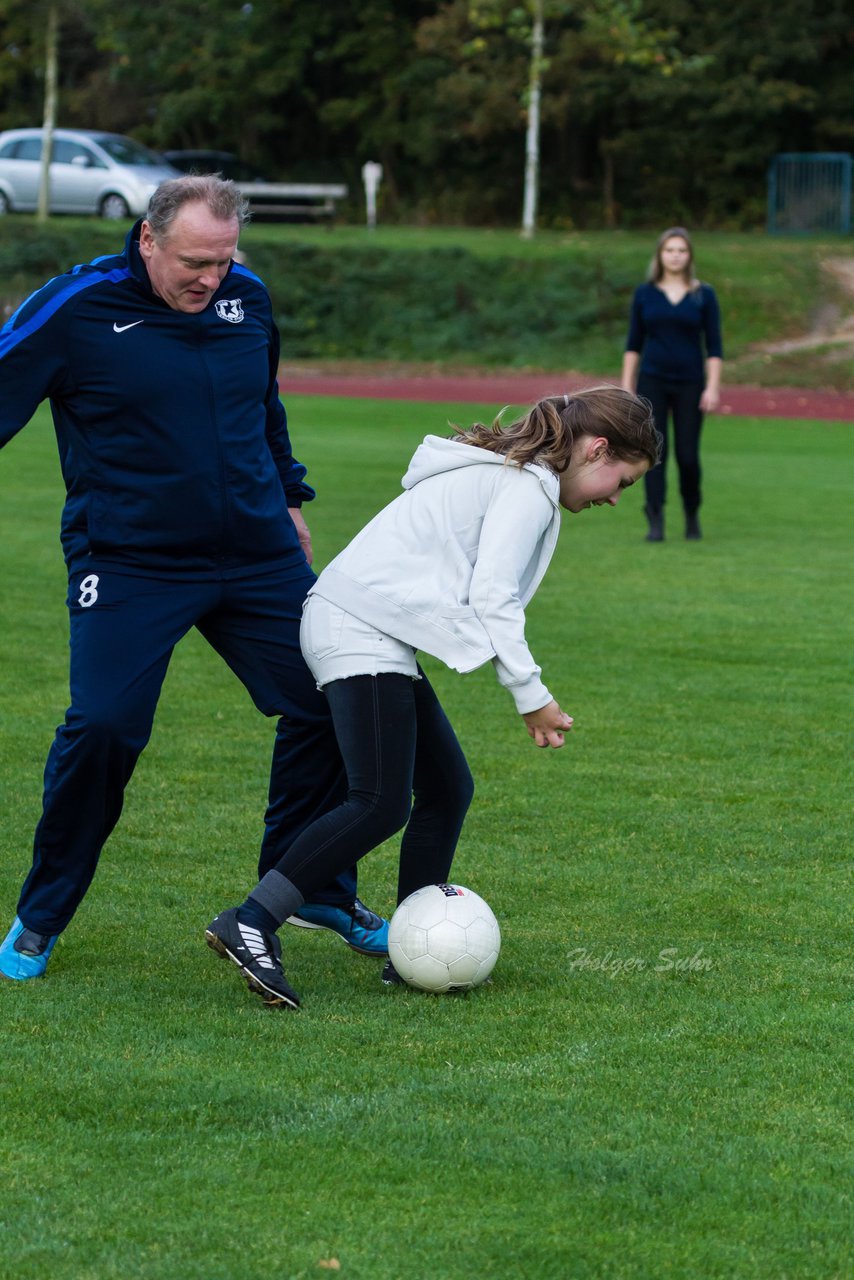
[0,266,133,359]
[232,262,266,286]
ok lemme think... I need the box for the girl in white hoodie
[206,386,659,1006]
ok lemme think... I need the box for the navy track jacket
[0,221,314,577]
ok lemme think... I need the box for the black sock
[241,868,305,931]
[236,898,279,935]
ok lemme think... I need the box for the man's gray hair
[146,175,249,240]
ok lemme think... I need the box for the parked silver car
[0,128,180,219]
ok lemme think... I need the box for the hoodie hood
[402,434,561,507]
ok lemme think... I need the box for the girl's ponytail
[452,386,659,472]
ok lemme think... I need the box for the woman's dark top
[625,282,723,384]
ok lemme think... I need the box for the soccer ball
[388,883,501,993]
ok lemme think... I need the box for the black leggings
[638,373,704,513]
[269,670,474,906]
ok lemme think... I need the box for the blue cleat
[0,917,59,981]
[286,898,389,956]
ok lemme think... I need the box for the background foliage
[0,0,851,228]
[1,218,851,387]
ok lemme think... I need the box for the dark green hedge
[247,242,633,367]
[0,222,634,368]
[0,223,124,323]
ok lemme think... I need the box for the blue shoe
[0,917,59,981]
[286,898,389,956]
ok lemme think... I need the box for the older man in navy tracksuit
[0,175,387,990]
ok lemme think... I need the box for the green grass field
[0,398,850,1279]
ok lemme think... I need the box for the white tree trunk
[37,5,60,223]
[521,0,544,238]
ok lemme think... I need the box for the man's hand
[288,507,313,565]
[522,699,574,749]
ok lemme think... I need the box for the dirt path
[283,365,853,422]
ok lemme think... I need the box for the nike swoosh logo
[113,321,144,333]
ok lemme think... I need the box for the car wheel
[100,193,131,220]
[0,190,10,215]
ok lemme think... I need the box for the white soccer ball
[388,883,501,993]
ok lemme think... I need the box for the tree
[521,1,544,236]
[450,0,549,236]
[1,1,850,228]
[414,0,698,228]
[36,3,59,221]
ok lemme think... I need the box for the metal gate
[767,153,851,234]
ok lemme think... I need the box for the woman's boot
[644,505,664,542]
[685,510,702,540]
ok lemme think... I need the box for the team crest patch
[215,298,244,323]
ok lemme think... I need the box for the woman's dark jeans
[638,373,704,513]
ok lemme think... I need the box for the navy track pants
[18,560,355,935]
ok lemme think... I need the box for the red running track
[283,368,853,422]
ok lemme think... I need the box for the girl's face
[559,436,649,513]
[659,235,691,277]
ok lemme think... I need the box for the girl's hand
[522,700,574,749]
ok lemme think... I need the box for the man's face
[139,204,239,313]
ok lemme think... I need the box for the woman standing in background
[621,227,723,541]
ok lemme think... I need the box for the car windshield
[93,136,166,166]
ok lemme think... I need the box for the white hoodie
[309,434,562,713]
